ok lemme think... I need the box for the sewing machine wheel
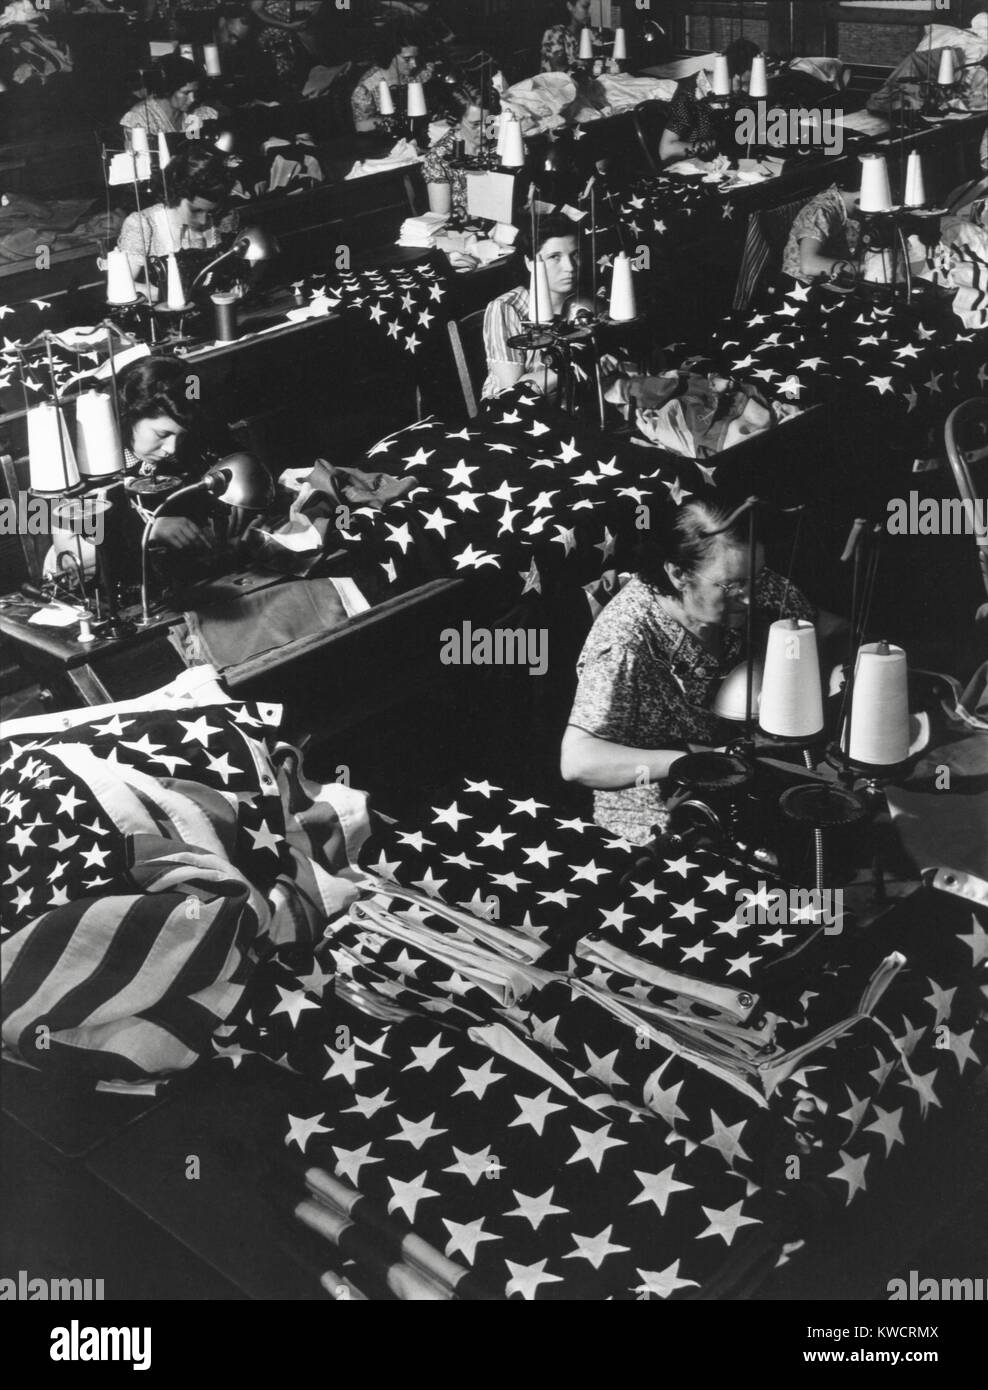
[779,783,867,828]
[507,329,556,351]
[668,751,754,792]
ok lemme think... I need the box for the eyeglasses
[711,579,750,597]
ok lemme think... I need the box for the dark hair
[725,36,760,79]
[155,54,200,100]
[118,355,197,445]
[438,79,500,122]
[162,145,230,209]
[637,492,753,595]
[374,28,421,69]
[516,210,580,261]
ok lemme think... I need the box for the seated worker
[351,30,436,132]
[656,90,720,168]
[114,353,259,595]
[560,493,843,845]
[116,145,237,290]
[782,181,861,285]
[217,4,279,91]
[423,82,494,219]
[540,0,592,73]
[481,211,578,399]
[120,53,218,140]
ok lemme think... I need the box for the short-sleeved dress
[540,24,580,73]
[568,571,816,844]
[422,127,469,221]
[782,185,860,282]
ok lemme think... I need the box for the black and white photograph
[1,0,986,1355]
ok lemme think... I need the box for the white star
[867,375,894,396]
[571,859,610,885]
[285,1112,331,1153]
[403,1034,453,1074]
[420,506,455,537]
[726,951,760,978]
[332,1141,383,1185]
[699,1198,760,1246]
[923,979,956,1024]
[402,447,434,470]
[947,1027,979,1074]
[444,1144,504,1186]
[519,558,542,595]
[583,1045,625,1090]
[829,1149,869,1204]
[671,898,704,924]
[489,870,528,893]
[599,904,633,931]
[296,960,334,995]
[55,786,84,817]
[453,1058,505,1100]
[432,801,469,830]
[387,1111,447,1150]
[509,1088,566,1136]
[443,1216,499,1266]
[631,1164,691,1214]
[566,1122,625,1173]
[80,842,110,869]
[177,715,222,747]
[565,1224,630,1270]
[702,1111,751,1168]
[863,1103,905,1155]
[385,521,414,554]
[387,1171,441,1223]
[505,1258,564,1300]
[342,1088,394,1120]
[322,1043,375,1086]
[959,915,988,966]
[411,868,448,898]
[521,842,562,869]
[247,819,283,856]
[634,1260,699,1298]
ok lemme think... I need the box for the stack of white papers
[398,212,449,247]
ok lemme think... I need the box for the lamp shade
[748,54,768,99]
[848,641,910,766]
[406,81,427,118]
[859,153,892,213]
[28,403,80,494]
[233,226,277,263]
[378,80,396,116]
[758,619,824,740]
[714,660,763,722]
[579,26,594,61]
[75,391,124,477]
[202,453,274,510]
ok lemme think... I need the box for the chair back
[446,309,488,421]
[733,196,810,311]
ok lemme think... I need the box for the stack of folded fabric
[397,212,449,247]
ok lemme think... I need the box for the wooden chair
[732,196,811,311]
[446,308,489,421]
[944,398,988,620]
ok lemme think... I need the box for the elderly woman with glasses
[560,493,822,845]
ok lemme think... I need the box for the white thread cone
[612,28,627,61]
[748,54,768,98]
[28,403,80,493]
[529,256,553,324]
[75,392,124,477]
[203,44,222,77]
[579,27,594,60]
[859,153,892,213]
[106,248,137,304]
[166,252,186,309]
[849,642,909,766]
[937,48,956,85]
[501,118,525,167]
[712,54,731,96]
[904,150,926,207]
[758,619,823,739]
[406,81,427,118]
[608,251,637,321]
[378,80,395,115]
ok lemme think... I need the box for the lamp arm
[190,245,236,292]
[137,479,209,626]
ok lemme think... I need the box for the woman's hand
[150,516,209,551]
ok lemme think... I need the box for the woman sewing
[656,91,720,168]
[120,53,218,140]
[482,212,579,398]
[781,181,861,285]
[422,84,494,219]
[540,0,593,73]
[115,146,237,290]
[560,494,835,845]
[351,31,435,132]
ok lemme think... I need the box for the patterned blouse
[422,127,468,221]
[116,203,237,279]
[120,97,218,138]
[568,570,816,844]
[351,63,397,129]
[541,24,580,73]
[782,185,861,283]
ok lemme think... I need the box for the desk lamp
[136,452,274,626]
[189,227,279,295]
